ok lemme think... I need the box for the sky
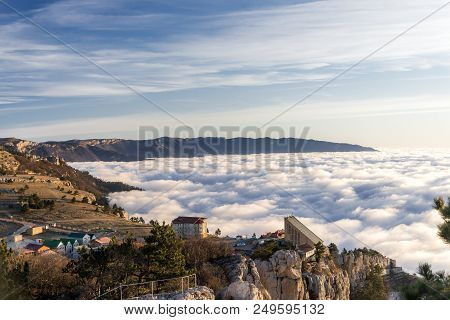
[71,150,450,272]
[1,0,450,148]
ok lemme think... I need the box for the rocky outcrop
[217,254,270,300]
[302,264,350,300]
[139,286,215,300]
[255,250,305,299]
[256,250,350,300]
[335,250,390,295]
[217,250,350,300]
[0,151,20,173]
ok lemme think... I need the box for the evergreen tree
[0,239,29,299]
[418,262,434,281]
[141,220,186,280]
[402,263,450,300]
[358,264,388,300]
[433,197,450,244]
[328,242,339,255]
[314,241,326,262]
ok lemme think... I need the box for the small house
[90,237,111,248]
[82,234,91,245]
[23,243,50,255]
[56,241,65,254]
[27,226,44,236]
[65,242,73,255]
[8,234,22,243]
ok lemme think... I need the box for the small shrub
[183,238,234,270]
[197,263,228,294]
[252,240,294,260]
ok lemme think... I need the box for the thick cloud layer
[71,151,450,272]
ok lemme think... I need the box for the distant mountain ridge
[0,137,377,162]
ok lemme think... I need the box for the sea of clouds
[71,150,450,272]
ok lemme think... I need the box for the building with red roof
[172,216,208,239]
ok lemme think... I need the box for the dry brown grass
[0,174,151,237]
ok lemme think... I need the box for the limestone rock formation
[256,250,350,300]
[335,249,390,295]
[216,254,270,300]
[0,151,20,173]
[213,248,399,300]
[255,250,305,299]
[217,250,350,300]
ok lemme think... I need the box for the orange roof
[23,243,50,254]
[93,237,111,245]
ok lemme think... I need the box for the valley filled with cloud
[71,150,450,272]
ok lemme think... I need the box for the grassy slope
[0,151,149,237]
[13,153,140,204]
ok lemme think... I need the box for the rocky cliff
[216,254,270,300]
[217,250,350,300]
[334,249,391,296]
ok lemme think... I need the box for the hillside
[0,137,377,162]
[0,149,139,204]
[0,150,150,236]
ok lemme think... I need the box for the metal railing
[95,274,197,300]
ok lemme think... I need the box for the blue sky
[1,0,450,148]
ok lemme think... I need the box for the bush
[197,262,228,293]
[314,242,326,262]
[251,240,294,260]
[401,263,450,300]
[183,238,234,270]
[21,254,80,299]
[20,194,55,210]
[354,264,388,300]
[328,243,339,254]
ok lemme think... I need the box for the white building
[172,216,208,239]
[56,241,65,254]
[82,234,91,245]
[65,241,73,255]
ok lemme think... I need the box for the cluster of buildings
[7,214,321,261]
[6,230,112,259]
[170,215,321,259]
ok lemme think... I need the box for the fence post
[151,281,154,298]
[181,276,184,293]
[120,285,123,300]
[194,274,197,287]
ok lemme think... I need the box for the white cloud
[71,150,450,272]
[1,0,450,99]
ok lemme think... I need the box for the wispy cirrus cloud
[1,0,450,100]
